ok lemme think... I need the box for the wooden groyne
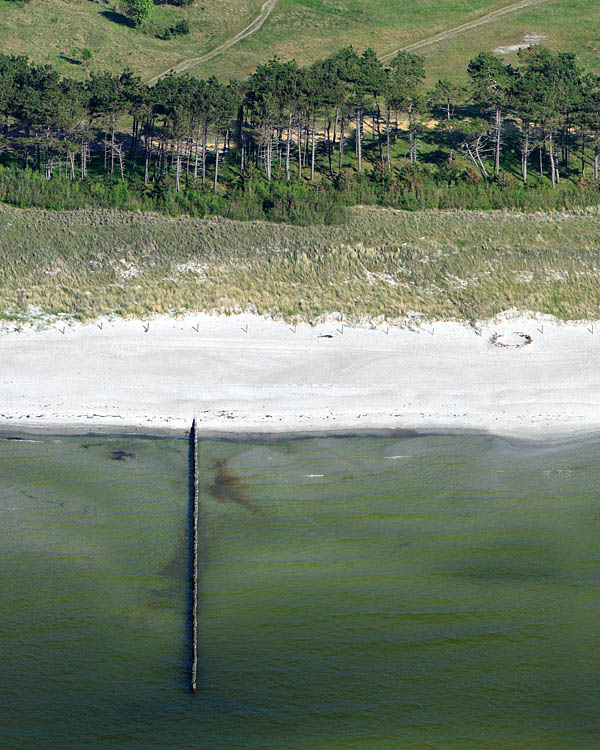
[190,418,199,693]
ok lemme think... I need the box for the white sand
[1,312,599,438]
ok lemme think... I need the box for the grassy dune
[2,204,600,324]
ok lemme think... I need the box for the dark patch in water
[448,541,560,582]
[161,531,187,580]
[455,561,558,581]
[149,587,182,606]
[208,459,260,514]
[110,450,135,461]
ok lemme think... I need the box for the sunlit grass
[2,203,600,324]
[0,0,262,82]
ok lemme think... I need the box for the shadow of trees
[99,9,136,29]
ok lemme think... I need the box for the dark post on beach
[190,418,199,693]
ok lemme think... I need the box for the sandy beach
[1,312,599,438]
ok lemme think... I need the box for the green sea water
[1,433,600,749]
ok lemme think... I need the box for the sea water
[1,433,600,749]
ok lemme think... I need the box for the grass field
[1,0,598,85]
[190,0,509,81]
[3,203,600,325]
[0,0,263,81]
[190,0,600,83]
[421,0,600,84]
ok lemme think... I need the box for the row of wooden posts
[190,418,199,693]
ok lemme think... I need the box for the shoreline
[3,426,600,452]
[2,312,600,441]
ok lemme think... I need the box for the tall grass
[3,203,600,323]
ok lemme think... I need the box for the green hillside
[190,0,600,84]
[0,0,263,81]
[0,0,598,85]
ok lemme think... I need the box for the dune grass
[2,203,600,325]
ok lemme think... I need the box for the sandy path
[380,0,549,62]
[2,313,600,439]
[148,0,276,84]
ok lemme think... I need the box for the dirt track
[148,0,276,84]
[148,0,549,85]
[380,0,550,61]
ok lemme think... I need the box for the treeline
[0,45,600,222]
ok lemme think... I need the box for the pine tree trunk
[521,126,529,183]
[213,132,220,190]
[265,126,272,180]
[356,110,362,173]
[494,108,501,176]
[144,140,150,185]
[110,125,115,176]
[465,144,483,177]
[475,137,488,177]
[175,141,181,193]
[129,117,137,160]
[310,116,316,181]
[202,124,207,187]
[386,107,391,168]
[333,108,339,148]
[376,102,382,163]
[285,113,291,182]
[549,135,556,189]
[298,121,302,177]
[408,103,416,164]
[193,128,200,180]
[338,117,345,173]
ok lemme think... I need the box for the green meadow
[1,0,598,84]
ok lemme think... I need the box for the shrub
[157,18,191,39]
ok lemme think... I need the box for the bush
[157,18,191,39]
[124,0,154,28]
